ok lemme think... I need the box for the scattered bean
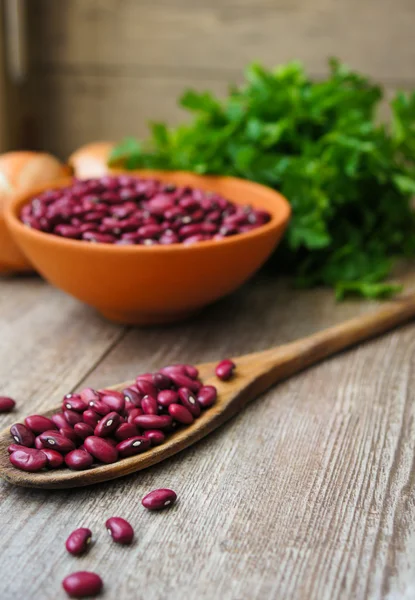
[65,528,92,556]
[0,396,15,413]
[215,359,236,381]
[105,517,134,544]
[62,571,103,598]
[142,488,177,510]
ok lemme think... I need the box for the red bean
[8,443,24,454]
[79,388,100,404]
[178,388,201,417]
[64,409,83,426]
[39,432,75,453]
[184,365,199,379]
[122,388,142,407]
[167,372,201,393]
[127,407,143,424]
[10,423,35,447]
[134,414,172,430]
[144,429,165,445]
[88,399,111,415]
[116,436,151,457]
[94,411,120,437]
[135,379,158,398]
[114,422,138,441]
[0,396,15,412]
[141,395,158,415]
[157,390,179,407]
[105,517,134,544]
[142,488,177,510]
[41,448,64,468]
[197,385,217,408]
[168,403,194,425]
[9,448,48,472]
[24,415,57,434]
[215,359,236,381]
[62,571,103,598]
[51,412,69,429]
[152,373,173,390]
[62,395,87,412]
[35,436,45,449]
[74,422,94,440]
[65,449,94,470]
[82,409,100,428]
[99,391,125,413]
[60,426,80,444]
[135,373,153,383]
[84,436,118,463]
[65,528,92,556]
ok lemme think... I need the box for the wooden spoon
[1,293,415,489]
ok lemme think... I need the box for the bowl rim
[5,171,291,254]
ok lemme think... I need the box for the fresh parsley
[110,59,415,299]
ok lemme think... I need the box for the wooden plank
[30,71,406,159]
[1,272,414,598]
[0,277,124,419]
[28,0,415,84]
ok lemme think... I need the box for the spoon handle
[235,293,415,392]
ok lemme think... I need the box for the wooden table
[1,272,415,600]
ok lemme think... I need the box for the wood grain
[1,271,415,598]
[24,0,415,157]
[3,290,415,489]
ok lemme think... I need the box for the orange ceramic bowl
[5,171,291,325]
[0,211,32,274]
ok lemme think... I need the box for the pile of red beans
[7,360,235,473]
[19,175,271,245]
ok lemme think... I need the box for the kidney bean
[167,372,201,393]
[142,488,177,510]
[64,409,83,426]
[123,388,142,407]
[197,385,217,408]
[51,413,69,429]
[94,411,120,437]
[144,429,165,445]
[134,415,172,430]
[62,571,103,598]
[35,436,45,449]
[99,391,125,414]
[157,390,179,407]
[65,528,92,556]
[178,388,201,417]
[152,372,172,390]
[84,436,118,463]
[60,426,80,444]
[116,436,151,458]
[135,373,154,383]
[65,449,94,470]
[135,379,158,398]
[82,409,100,428]
[184,365,199,379]
[24,415,57,434]
[62,395,87,412]
[168,403,194,425]
[73,422,94,440]
[88,399,111,416]
[8,443,24,454]
[9,448,48,472]
[0,396,15,412]
[79,388,100,404]
[215,359,236,381]
[41,448,64,468]
[10,423,35,447]
[141,395,158,415]
[127,408,143,424]
[39,432,75,453]
[106,517,134,544]
[115,422,138,441]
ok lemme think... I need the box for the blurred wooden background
[1,0,415,158]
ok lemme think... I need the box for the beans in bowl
[19,176,271,245]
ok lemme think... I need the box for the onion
[68,141,114,180]
[0,151,68,210]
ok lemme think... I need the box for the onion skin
[0,151,68,273]
[68,142,114,180]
